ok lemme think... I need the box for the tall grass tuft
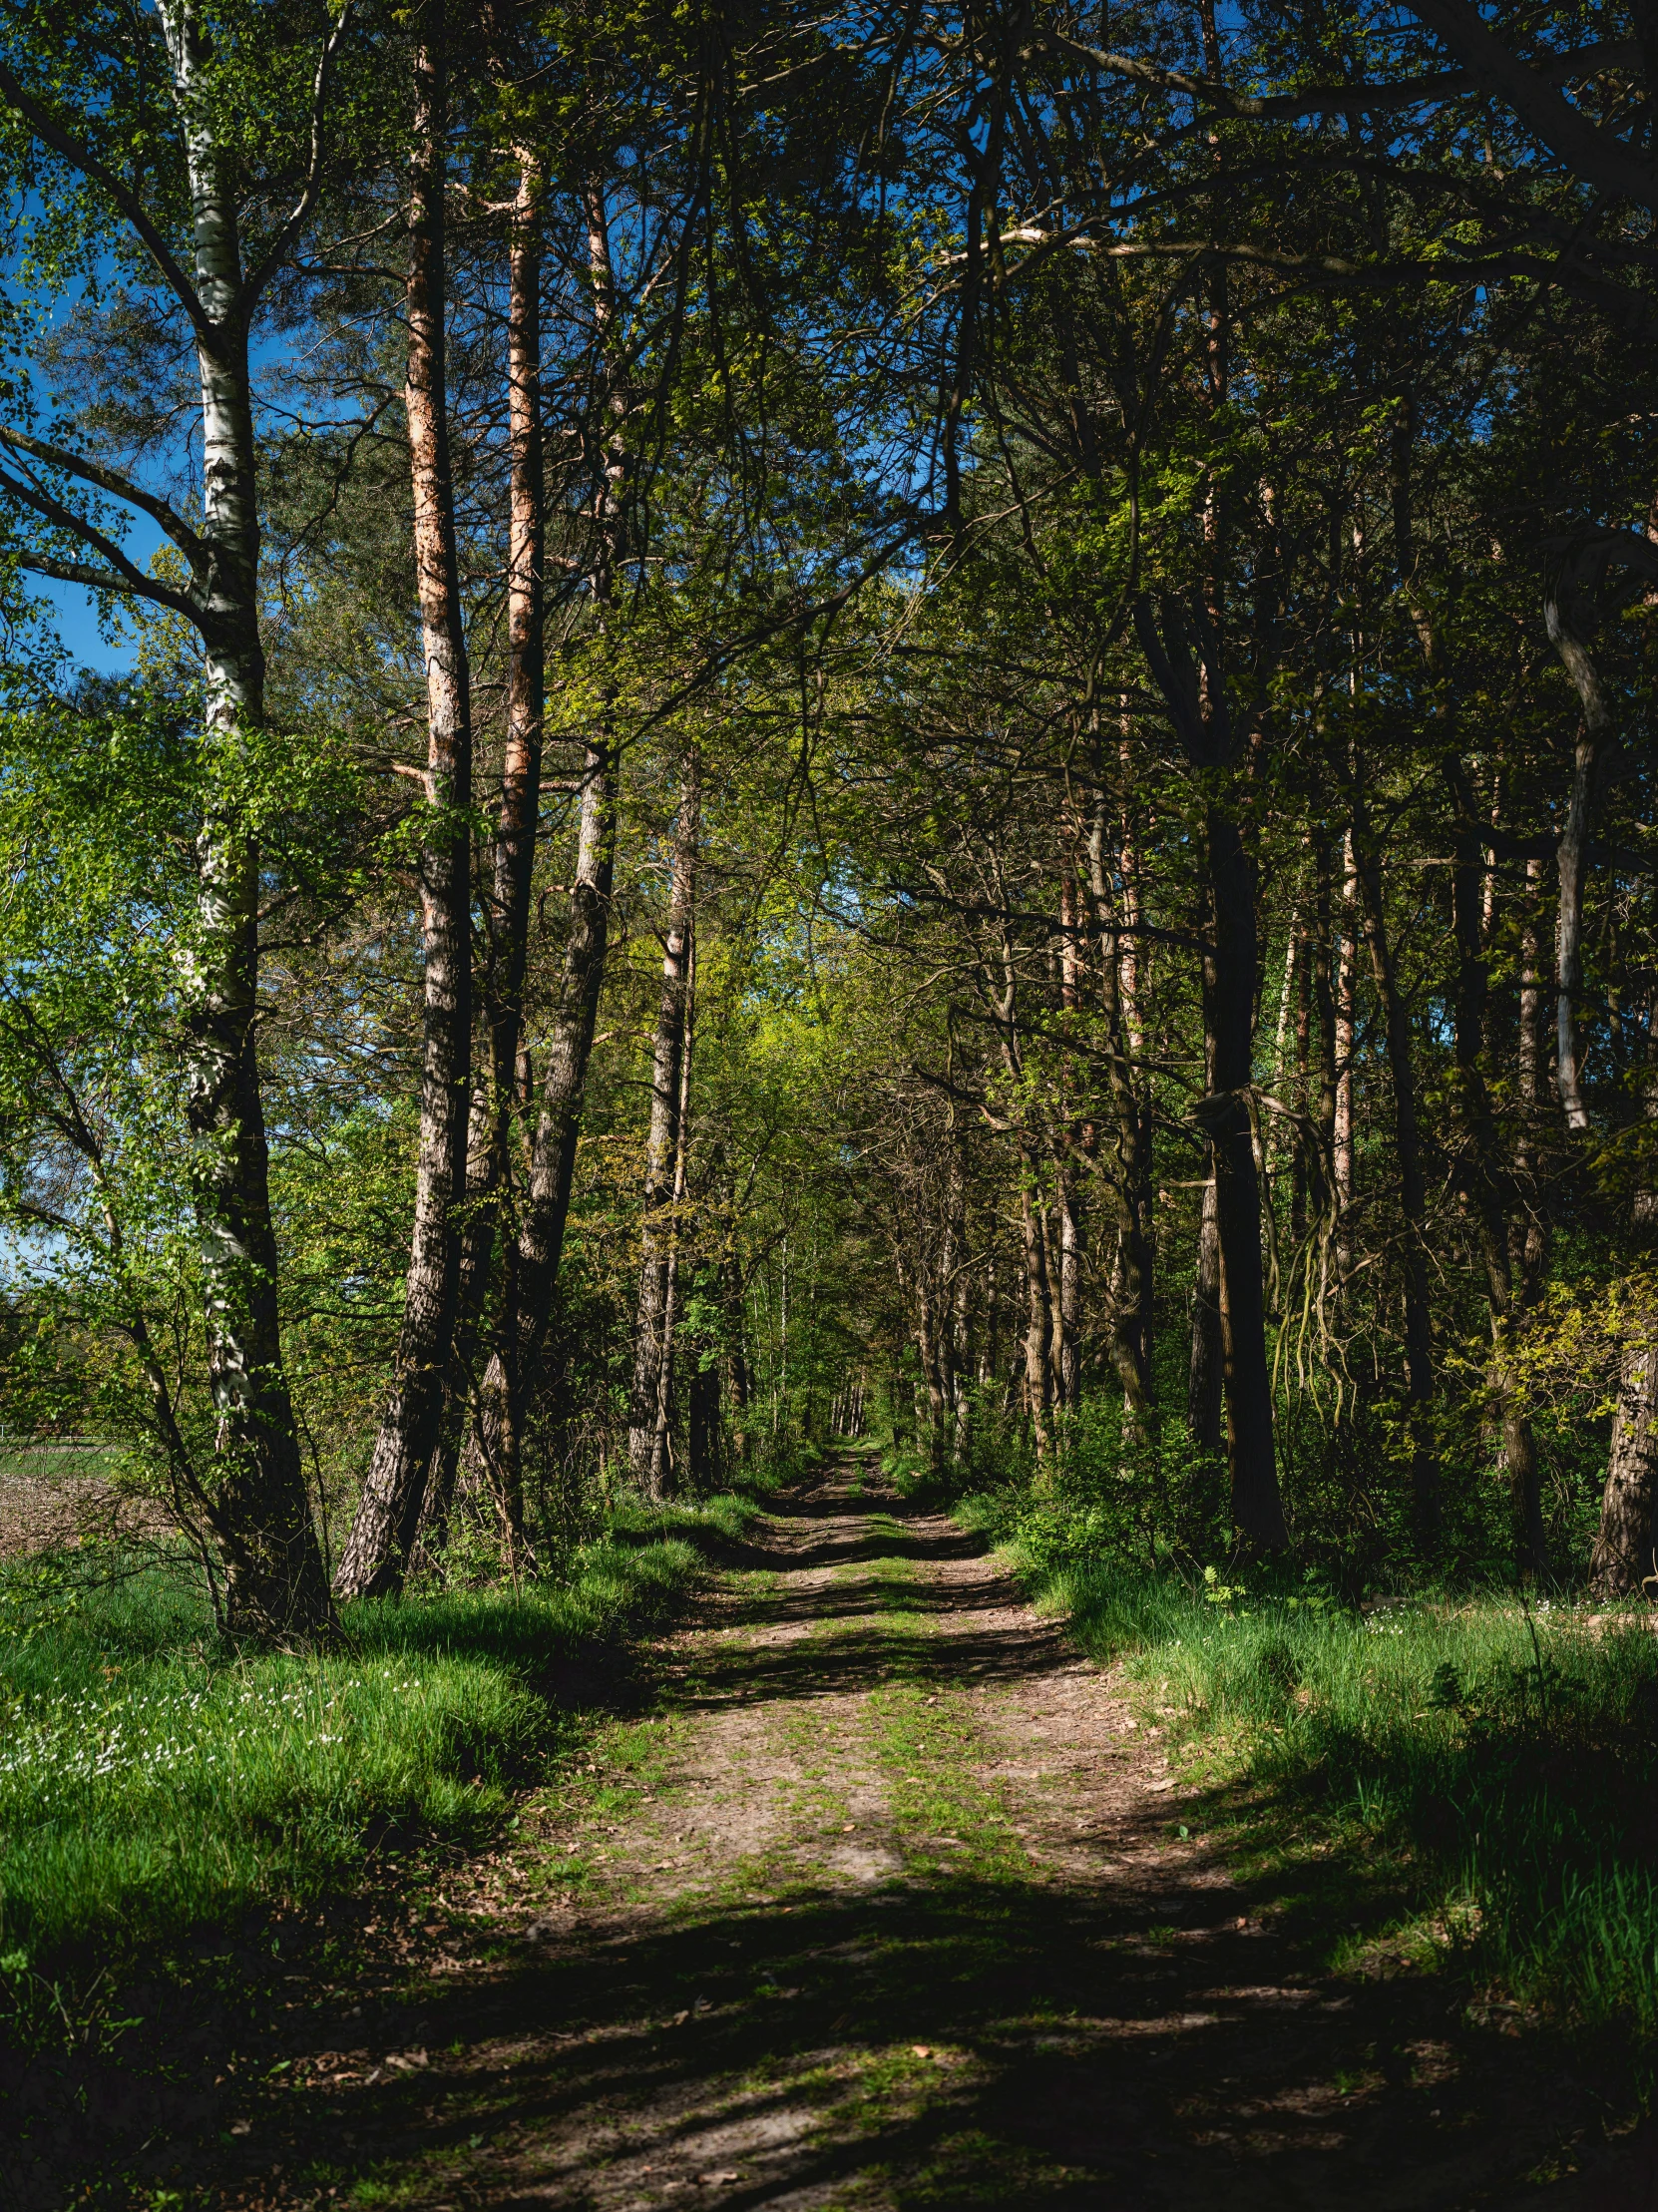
[0,1503,748,2020]
[1020,1544,1658,2043]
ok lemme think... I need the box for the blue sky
[31,511,165,673]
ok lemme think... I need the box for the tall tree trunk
[1447,769,1546,1576]
[1292,909,1312,1243]
[688,1280,722,1490]
[509,747,615,1377]
[646,928,696,1493]
[628,751,699,1496]
[147,0,334,1639]
[1334,830,1357,1275]
[1590,1011,1658,1593]
[1056,1162,1082,1413]
[419,148,547,1569]
[1205,805,1288,1549]
[1188,1166,1224,1458]
[1544,594,1614,1131]
[1018,1163,1054,1465]
[1055,871,1083,1414]
[492,175,626,1489]
[1591,1320,1658,1596]
[335,11,473,1602]
[1084,786,1154,1436]
[1518,854,1545,1132]
[1350,779,1437,1544]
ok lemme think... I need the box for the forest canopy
[1,0,1657,1633]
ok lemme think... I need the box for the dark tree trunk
[1544,596,1614,1132]
[1291,914,1311,1245]
[688,1314,721,1491]
[1350,779,1437,1545]
[1206,804,1289,1550]
[1447,769,1547,1577]
[1056,1163,1082,1412]
[335,12,473,1601]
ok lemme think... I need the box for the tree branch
[1403,3,1658,210]
[0,462,203,622]
[242,1,356,306]
[0,62,212,343]
[0,425,207,568]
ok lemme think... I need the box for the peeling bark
[335,8,473,1601]
[156,0,332,1638]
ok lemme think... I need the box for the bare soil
[38,1464,1658,2211]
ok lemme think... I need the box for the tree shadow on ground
[168,1847,1655,2212]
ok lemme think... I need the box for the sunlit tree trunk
[177,39,328,1631]
[1334,831,1357,1276]
[1018,1162,1054,1465]
[335,7,473,1602]
[646,927,697,1492]
[420,147,546,1572]
[1591,1010,1658,1593]
[493,174,625,1494]
[628,751,699,1496]
[1188,1165,1223,1461]
[1084,785,1153,1438]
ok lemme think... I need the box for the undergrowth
[972,1498,1658,2059]
[0,1493,756,2038]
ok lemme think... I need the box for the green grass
[984,1518,1658,2049]
[0,1496,757,2015]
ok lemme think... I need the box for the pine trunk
[335,12,472,1600]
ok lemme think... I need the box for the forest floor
[77,1460,1658,2211]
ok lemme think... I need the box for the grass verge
[969,1504,1658,2061]
[0,1495,756,2033]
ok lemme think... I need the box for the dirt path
[208,1466,1657,2211]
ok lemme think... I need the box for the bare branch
[0,425,207,568]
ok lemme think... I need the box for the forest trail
[225,1465,1654,2211]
